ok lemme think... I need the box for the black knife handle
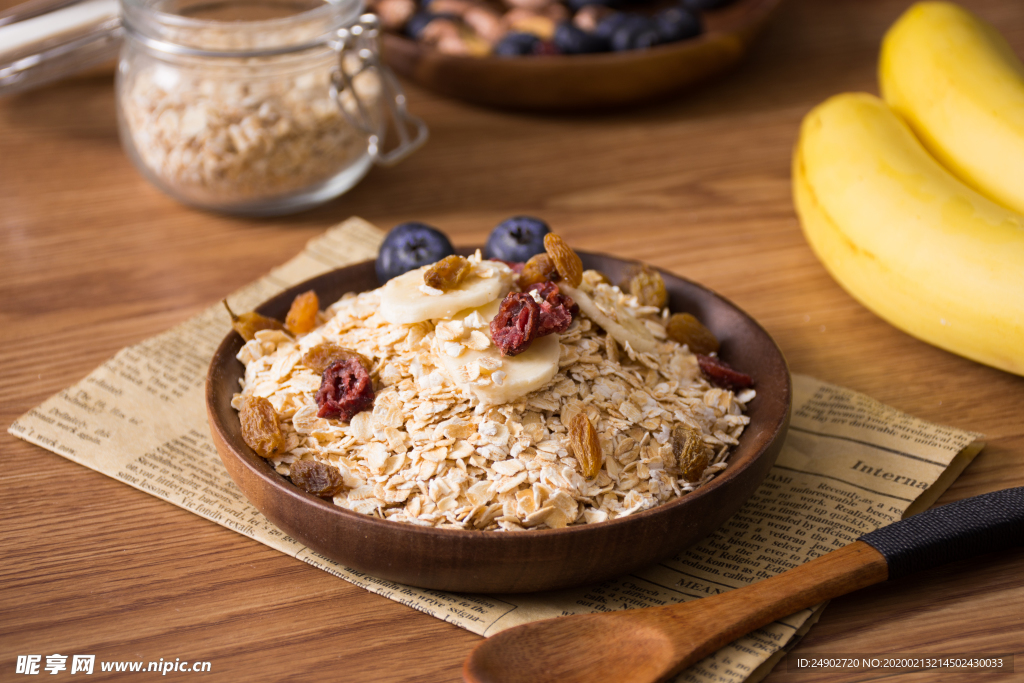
[858,487,1024,580]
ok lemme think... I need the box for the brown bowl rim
[207,249,790,546]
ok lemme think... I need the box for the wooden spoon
[464,487,1024,683]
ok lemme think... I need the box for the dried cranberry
[490,284,578,356]
[315,358,375,420]
[526,282,578,336]
[697,354,753,390]
[490,292,540,356]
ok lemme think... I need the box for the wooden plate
[381,0,783,111]
[206,251,791,593]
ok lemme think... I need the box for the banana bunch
[881,2,1024,215]
[794,2,1024,376]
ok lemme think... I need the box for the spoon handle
[859,486,1024,579]
[463,487,1024,683]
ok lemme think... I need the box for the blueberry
[608,13,661,51]
[405,12,455,40]
[376,222,455,283]
[595,13,659,50]
[655,5,702,43]
[565,0,613,12]
[553,22,609,54]
[484,216,551,262]
[594,12,630,40]
[682,0,735,10]
[494,32,542,56]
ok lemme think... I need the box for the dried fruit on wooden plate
[239,395,284,458]
[667,312,719,355]
[223,300,284,342]
[285,290,320,335]
[672,424,709,482]
[423,254,472,291]
[569,413,602,479]
[544,233,583,288]
[622,263,668,308]
[315,357,376,420]
[290,459,345,498]
[526,281,577,336]
[518,253,560,288]
[301,341,373,375]
[697,354,753,390]
[490,292,540,356]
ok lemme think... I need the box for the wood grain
[1,0,1021,681]
[463,543,889,683]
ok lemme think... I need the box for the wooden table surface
[2,0,1022,681]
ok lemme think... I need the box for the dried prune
[543,233,583,288]
[622,264,668,308]
[301,342,372,375]
[315,357,375,421]
[285,290,319,335]
[526,282,578,336]
[290,459,345,498]
[672,425,709,482]
[697,354,753,390]
[518,253,560,288]
[667,313,719,355]
[239,395,284,458]
[490,292,540,356]
[223,300,284,342]
[569,413,602,479]
[423,254,472,291]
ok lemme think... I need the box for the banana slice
[434,301,561,406]
[379,260,513,325]
[559,282,657,354]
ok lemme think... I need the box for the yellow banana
[880,1,1024,214]
[793,92,1024,376]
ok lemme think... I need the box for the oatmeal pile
[232,261,754,531]
[120,53,379,205]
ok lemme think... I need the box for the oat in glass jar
[116,0,426,215]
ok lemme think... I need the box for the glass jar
[117,0,426,214]
[0,0,426,215]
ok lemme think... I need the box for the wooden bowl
[206,251,791,593]
[382,0,783,111]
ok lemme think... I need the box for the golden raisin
[290,459,345,498]
[672,425,709,482]
[622,264,668,308]
[223,300,284,342]
[424,255,471,291]
[569,413,602,479]
[285,290,320,335]
[518,253,560,288]
[300,342,372,375]
[239,395,284,458]
[543,233,583,288]
[667,313,720,355]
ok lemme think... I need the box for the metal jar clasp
[330,14,428,167]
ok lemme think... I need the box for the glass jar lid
[0,0,362,93]
[121,0,363,57]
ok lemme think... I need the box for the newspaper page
[9,218,984,683]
